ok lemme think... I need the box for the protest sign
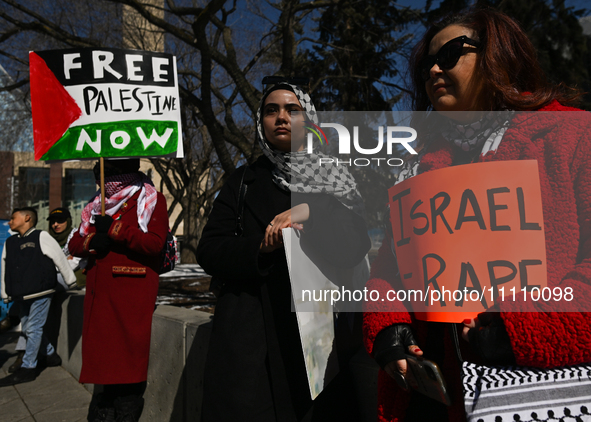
[284,228,339,399]
[388,160,547,322]
[30,47,183,161]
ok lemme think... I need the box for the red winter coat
[69,191,168,384]
[363,102,591,421]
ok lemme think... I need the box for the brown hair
[409,8,581,111]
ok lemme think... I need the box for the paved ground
[0,264,208,421]
[0,331,91,421]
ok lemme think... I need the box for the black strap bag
[209,168,248,297]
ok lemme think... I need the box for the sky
[395,0,590,15]
[567,0,591,15]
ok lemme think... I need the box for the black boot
[39,352,62,368]
[8,351,24,373]
[0,317,12,333]
[88,393,116,422]
[114,395,144,422]
[0,368,37,387]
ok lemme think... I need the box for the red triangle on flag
[30,52,82,160]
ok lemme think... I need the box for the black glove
[94,215,114,234]
[468,312,516,365]
[89,233,111,253]
[373,323,418,369]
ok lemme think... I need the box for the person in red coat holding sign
[363,8,591,422]
[69,159,169,422]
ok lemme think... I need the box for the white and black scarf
[442,110,514,154]
[396,110,515,184]
[256,82,363,213]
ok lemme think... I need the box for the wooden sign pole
[100,157,106,216]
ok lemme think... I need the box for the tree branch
[106,0,197,47]
[0,79,28,92]
[0,0,100,47]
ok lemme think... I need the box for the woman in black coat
[197,79,371,422]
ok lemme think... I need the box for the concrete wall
[143,306,212,421]
[47,291,378,422]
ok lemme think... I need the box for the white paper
[283,228,339,399]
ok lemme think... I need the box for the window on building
[64,169,96,226]
[15,167,50,223]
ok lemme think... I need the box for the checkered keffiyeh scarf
[396,111,515,184]
[442,110,514,154]
[79,172,157,236]
[256,82,363,212]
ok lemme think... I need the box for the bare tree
[0,0,422,261]
[0,64,32,152]
[0,0,330,261]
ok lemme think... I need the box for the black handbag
[209,168,248,297]
[158,230,177,274]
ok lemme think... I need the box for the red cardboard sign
[388,160,547,322]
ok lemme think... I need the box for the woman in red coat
[69,159,168,422]
[363,9,591,421]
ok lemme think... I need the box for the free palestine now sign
[30,47,183,161]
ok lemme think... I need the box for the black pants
[88,381,146,422]
[89,381,146,409]
[102,382,146,399]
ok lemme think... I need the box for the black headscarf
[48,216,73,247]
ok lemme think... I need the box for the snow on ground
[157,264,215,313]
[159,264,209,279]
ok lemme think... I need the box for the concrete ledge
[47,291,377,422]
[144,305,212,421]
[48,291,213,421]
[49,292,85,387]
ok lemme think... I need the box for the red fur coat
[363,102,591,421]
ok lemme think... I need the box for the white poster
[283,228,339,399]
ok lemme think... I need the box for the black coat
[197,156,371,422]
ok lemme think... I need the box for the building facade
[0,152,183,237]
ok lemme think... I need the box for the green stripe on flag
[41,120,178,160]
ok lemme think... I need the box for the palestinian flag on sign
[30,47,183,161]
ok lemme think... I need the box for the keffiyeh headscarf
[256,82,363,212]
[441,110,515,155]
[79,172,157,236]
[396,110,515,184]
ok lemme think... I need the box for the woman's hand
[385,345,423,381]
[373,324,423,389]
[462,312,516,364]
[261,203,309,253]
[462,318,477,341]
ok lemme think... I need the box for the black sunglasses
[420,35,481,82]
[262,76,310,87]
